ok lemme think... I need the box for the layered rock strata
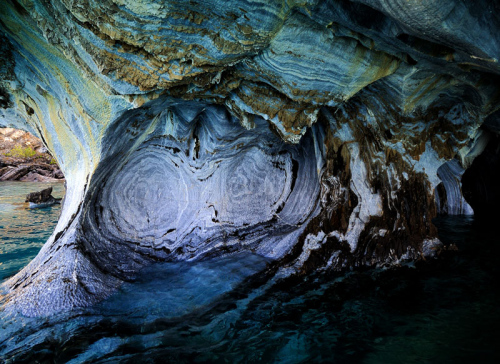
[0,0,499,316]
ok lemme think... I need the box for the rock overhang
[0,0,499,316]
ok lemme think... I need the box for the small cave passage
[0,127,64,182]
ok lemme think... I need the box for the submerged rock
[25,186,61,209]
[0,0,499,316]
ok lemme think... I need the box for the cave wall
[0,0,499,316]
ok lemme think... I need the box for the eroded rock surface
[0,0,499,316]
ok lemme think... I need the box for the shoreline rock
[0,128,64,182]
[0,156,64,182]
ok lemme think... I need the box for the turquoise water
[0,183,499,363]
[0,181,65,280]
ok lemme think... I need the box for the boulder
[25,186,61,208]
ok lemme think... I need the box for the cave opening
[1,0,500,360]
[0,127,65,282]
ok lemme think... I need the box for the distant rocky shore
[0,128,64,182]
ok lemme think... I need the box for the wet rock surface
[0,0,499,316]
[25,186,62,208]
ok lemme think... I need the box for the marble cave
[1,0,500,319]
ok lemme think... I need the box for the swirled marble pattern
[1,0,500,315]
[72,101,322,283]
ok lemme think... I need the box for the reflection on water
[1,188,499,363]
[0,181,65,280]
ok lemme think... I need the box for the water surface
[0,181,65,280]
[0,185,499,363]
